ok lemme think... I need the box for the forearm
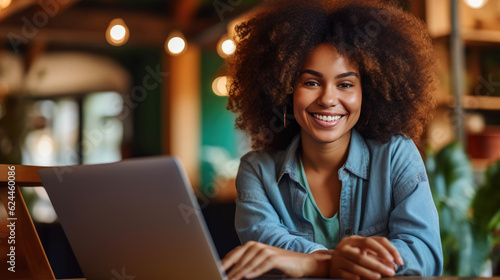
[391,238,442,276]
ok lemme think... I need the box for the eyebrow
[336,72,360,79]
[300,69,360,79]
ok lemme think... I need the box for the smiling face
[293,43,362,146]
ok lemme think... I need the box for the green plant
[426,142,500,276]
[471,161,500,269]
[426,142,478,276]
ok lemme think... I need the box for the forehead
[301,43,359,73]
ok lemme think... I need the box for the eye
[304,80,320,87]
[338,83,353,88]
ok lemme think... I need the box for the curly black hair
[226,0,437,150]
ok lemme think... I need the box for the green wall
[200,51,238,193]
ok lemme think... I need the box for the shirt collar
[277,135,301,184]
[344,129,370,180]
[277,129,370,183]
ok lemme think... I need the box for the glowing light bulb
[0,0,11,10]
[221,39,236,55]
[465,0,488,9]
[217,35,237,58]
[106,18,129,46]
[166,33,187,55]
[110,25,126,41]
[212,76,229,96]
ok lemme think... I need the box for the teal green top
[297,154,340,249]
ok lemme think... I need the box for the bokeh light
[106,18,129,46]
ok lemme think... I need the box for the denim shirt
[234,129,443,276]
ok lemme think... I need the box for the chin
[313,130,351,143]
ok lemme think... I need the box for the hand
[221,241,331,280]
[329,236,404,280]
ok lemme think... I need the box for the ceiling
[0,0,262,51]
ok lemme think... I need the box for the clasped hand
[221,236,403,280]
[330,235,404,280]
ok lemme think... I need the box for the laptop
[39,156,327,280]
[39,156,228,280]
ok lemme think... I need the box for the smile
[312,114,343,122]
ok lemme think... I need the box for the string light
[212,76,229,96]
[217,35,236,58]
[106,18,129,46]
[221,39,236,55]
[0,0,11,10]
[464,0,488,9]
[166,31,187,55]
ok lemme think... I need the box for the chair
[0,164,55,280]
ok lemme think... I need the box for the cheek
[293,91,313,110]
[292,94,304,116]
[346,92,362,113]
[292,94,309,127]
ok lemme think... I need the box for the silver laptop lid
[39,156,226,280]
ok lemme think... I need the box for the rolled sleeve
[235,157,326,253]
[389,178,443,276]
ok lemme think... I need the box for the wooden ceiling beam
[0,0,260,49]
[173,0,200,29]
[0,7,173,48]
[0,0,79,21]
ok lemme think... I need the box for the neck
[300,130,351,174]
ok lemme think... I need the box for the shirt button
[342,170,347,175]
[345,229,351,235]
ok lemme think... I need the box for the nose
[317,84,339,107]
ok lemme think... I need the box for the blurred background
[0,0,499,278]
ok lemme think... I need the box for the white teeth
[313,114,342,122]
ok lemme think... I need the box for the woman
[221,0,443,279]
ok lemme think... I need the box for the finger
[372,237,404,265]
[222,242,258,271]
[355,237,394,263]
[367,253,397,271]
[221,245,248,271]
[341,257,383,280]
[342,245,395,277]
[243,255,277,279]
[365,254,396,276]
[229,249,272,280]
[351,254,395,277]
[226,245,267,279]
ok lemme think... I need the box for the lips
[308,112,345,129]
[312,113,342,122]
